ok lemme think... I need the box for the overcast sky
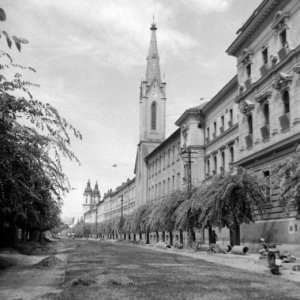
[2,0,262,219]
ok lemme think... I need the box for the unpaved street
[1,239,300,300]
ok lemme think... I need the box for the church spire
[146,18,161,83]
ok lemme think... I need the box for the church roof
[93,182,100,196]
[146,20,161,84]
[84,180,93,194]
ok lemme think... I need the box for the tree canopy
[0,8,81,244]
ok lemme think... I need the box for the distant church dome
[84,180,93,194]
[93,182,100,196]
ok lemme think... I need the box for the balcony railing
[278,47,289,60]
[228,120,233,128]
[260,64,269,77]
[245,78,251,90]
[245,134,253,149]
[260,124,270,140]
[220,126,224,134]
[279,113,290,130]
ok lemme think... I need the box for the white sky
[1,0,262,219]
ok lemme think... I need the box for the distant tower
[83,180,93,213]
[135,20,166,207]
[92,182,101,204]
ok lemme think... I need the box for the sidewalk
[137,242,300,283]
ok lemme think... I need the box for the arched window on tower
[151,101,157,130]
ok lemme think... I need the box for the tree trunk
[179,229,183,245]
[146,231,150,244]
[156,230,159,243]
[169,231,173,246]
[207,221,214,244]
[187,209,194,247]
[162,231,165,242]
[229,224,240,246]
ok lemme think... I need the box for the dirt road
[1,239,300,300]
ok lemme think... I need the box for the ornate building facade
[83,0,300,247]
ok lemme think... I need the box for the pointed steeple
[146,17,161,84]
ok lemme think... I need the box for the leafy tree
[0,8,81,245]
[194,168,267,246]
[149,189,190,245]
[271,146,300,215]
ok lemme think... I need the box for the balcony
[260,125,270,141]
[245,134,253,149]
[245,78,251,90]
[260,64,269,77]
[278,47,289,60]
[279,113,290,131]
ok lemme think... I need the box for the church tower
[135,20,166,207]
[92,182,101,204]
[139,20,166,142]
[83,180,93,213]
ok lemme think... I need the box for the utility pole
[187,148,192,199]
[120,194,125,240]
[121,194,124,220]
[95,205,98,239]
[181,146,198,247]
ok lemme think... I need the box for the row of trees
[72,168,268,246]
[0,9,80,245]
[71,149,300,246]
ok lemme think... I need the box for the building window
[221,116,224,132]
[213,121,217,137]
[206,127,210,141]
[263,170,271,201]
[221,151,225,169]
[206,159,210,175]
[172,146,175,162]
[279,29,287,47]
[246,64,251,78]
[172,175,175,191]
[263,103,270,125]
[282,90,290,113]
[228,109,233,127]
[230,146,234,163]
[151,101,157,130]
[262,48,268,65]
[214,155,217,174]
[247,114,253,134]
